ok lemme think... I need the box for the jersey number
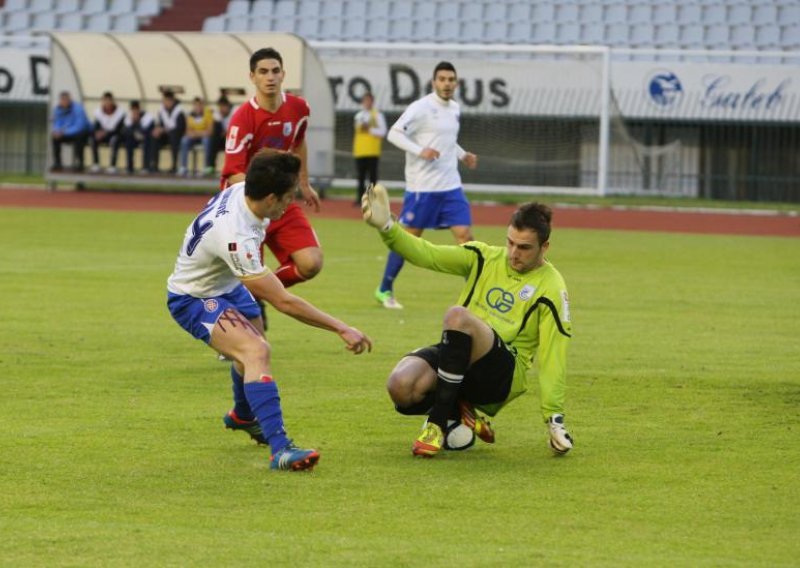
[186,193,223,256]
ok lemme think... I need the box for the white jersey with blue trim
[167,183,270,298]
[388,93,464,193]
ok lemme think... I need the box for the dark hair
[510,203,553,245]
[217,95,231,106]
[433,61,457,79]
[245,149,300,200]
[102,91,113,99]
[193,96,203,103]
[130,100,140,109]
[250,48,283,72]
[162,90,175,100]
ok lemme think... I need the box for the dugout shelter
[46,31,334,190]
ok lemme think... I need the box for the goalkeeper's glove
[361,183,394,232]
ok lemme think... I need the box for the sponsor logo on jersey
[486,287,514,314]
[519,285,536,301]
[560,290,571,322]
[282,122,292,136]
[203,299,219,313]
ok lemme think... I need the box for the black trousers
[91,131,122,167]
[52,132,88,169]
[152,130,183,173]
[355,156,379,202]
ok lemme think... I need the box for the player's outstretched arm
[243,273,372,354]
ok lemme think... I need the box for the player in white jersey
[167,149,372,471]
[375,61,478,310]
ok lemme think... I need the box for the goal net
[314,42,684,197]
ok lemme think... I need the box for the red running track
[1,188,798,237]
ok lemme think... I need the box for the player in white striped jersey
[167,149,372,471]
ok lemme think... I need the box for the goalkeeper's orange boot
[412,422,444,457]
[459,401,496,444]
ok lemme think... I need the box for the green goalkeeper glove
[361,183,394,232]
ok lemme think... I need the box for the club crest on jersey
[282,122,292,136]
[519,285,536,301]
[204,299,219,313]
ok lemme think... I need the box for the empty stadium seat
[252,1,274,17]
[86,12,112,31]
[364,17,389,41]
[31,11,56,29]
[54,0,81,14]
[605,22,630,47]
[113,12,138,31]
[677,3,701,24]
[108,0,136,15]
[136,0,161,17]
[82,0,108,15]
[755,24,781,48]
[227,0,250,16]
[4,0,30,12]
[532,21,557,43]
[655,23,680,47]
[460,20,483,43]
[604,4,627,24]
[727,4,752,26]
[652,4,677,25]
[59,12,85,30]
[438,18,460,42]
[202,15,226,32]
[29,0,53,12]
[389,19,412,41]
[343,17,366,39]
[730,24,756,48]
[680,24,705,48]
[508,20,531,43]
[226,14,250,31]
[5,12,32,31]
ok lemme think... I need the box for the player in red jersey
[222,47,323,289]
[218,48,326,433]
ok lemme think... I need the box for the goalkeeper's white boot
[548,414,573,455]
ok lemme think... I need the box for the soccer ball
[443,419,476,451]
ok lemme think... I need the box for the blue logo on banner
[647,71,684,107]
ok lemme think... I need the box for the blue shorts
[398,188,472,229]
[167,284,261,344]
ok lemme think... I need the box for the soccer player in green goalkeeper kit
[362,184,574,457]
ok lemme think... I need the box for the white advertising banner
[611,62,800,122]
[321,55,800,123]
[3,43,799,123]
[0,45,49,102]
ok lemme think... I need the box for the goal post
[314,41,612,196]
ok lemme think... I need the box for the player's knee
[442,305,473,332]
[239,338,271,366]
[386,371,413,405]
[294,249,324,280]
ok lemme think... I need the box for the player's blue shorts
[398,188,472,229]
[167,284,261,344]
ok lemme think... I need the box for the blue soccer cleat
[223,410,267,445]
[270,442,320,471]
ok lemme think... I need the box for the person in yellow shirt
[352,93,387,205]
[178,96,214,176]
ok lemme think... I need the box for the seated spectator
[122,100,155,174]
[207,96,234,176]
[151,90,186,174]
[178,96,214,176]
[51,91,91,171]
[89,91,126,173]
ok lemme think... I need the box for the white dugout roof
[48,31,334,177]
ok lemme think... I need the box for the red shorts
[264,202,320,265]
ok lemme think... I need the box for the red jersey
[221,92,310,186]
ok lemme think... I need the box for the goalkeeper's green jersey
[381,224,572,419]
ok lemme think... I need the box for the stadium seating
[0,0,168,33]
[0,0,799,51]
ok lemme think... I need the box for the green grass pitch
[0,206,798,566]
